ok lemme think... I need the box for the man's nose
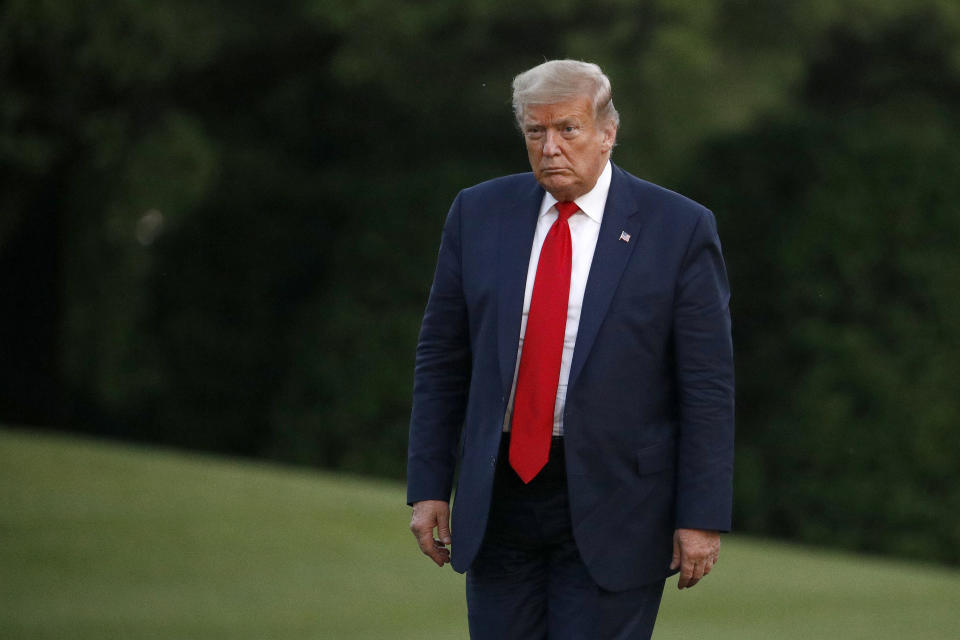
[542,129,562,156]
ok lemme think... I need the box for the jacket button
[489,457,497,467]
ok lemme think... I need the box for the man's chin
[539,176,579,201]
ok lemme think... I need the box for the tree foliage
[1,0,958,562]
[680,11,960,562]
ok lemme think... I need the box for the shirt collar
[538,160,612,224]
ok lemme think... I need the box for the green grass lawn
[1,427,958,639]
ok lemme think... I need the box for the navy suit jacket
[407,163,735,591]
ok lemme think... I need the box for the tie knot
[555,201,579,221]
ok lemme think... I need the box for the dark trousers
[466,436,665,640]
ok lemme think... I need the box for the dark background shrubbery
[2,1,958,564]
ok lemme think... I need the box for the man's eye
[526,128,544,139]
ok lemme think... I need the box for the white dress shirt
[504,160,612,436]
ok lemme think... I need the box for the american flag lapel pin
[619,230,631,243]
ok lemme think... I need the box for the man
[407,59,734,639]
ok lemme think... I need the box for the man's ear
[602,123,618,152]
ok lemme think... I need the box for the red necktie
[510,201,579,483]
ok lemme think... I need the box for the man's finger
[437,513,452,546]
[702,557,715,576]
[429,541,451,567]
[679,566,700,589]
[417,532,449,566]
[678,561,693,589]
[415,529,434,552]
[669,533,681,570]
[679,555,709,589]
[692,560,705,582]
[417,530,446,565]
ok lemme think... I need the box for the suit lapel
[497,180,544,396]
[568,164,646,390]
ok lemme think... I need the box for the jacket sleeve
[672,208,736,531]
[406,192,472,505]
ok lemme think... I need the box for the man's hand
[410,500,452,567]
[670,528,721,589]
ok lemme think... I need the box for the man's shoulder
[459,171,540,202]
[612,164,711,219]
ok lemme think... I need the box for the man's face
[523,95,617,202]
